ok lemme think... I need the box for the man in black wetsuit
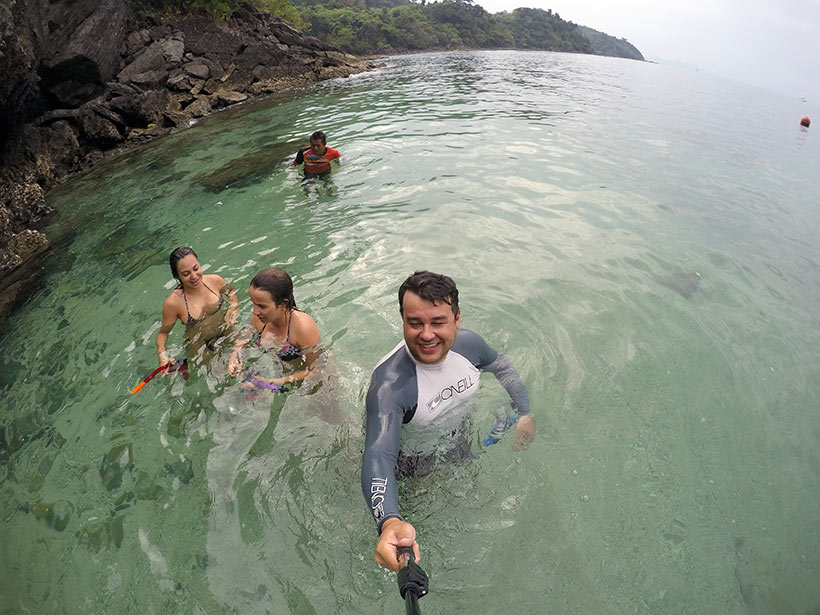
[361,271,536,571]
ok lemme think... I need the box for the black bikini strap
[182,289,193,321]
[255,322,267,346]
[202,282,220,298]
[182,282,218,320]
[285,310,293,344]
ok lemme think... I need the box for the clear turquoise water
[2,50,820,614]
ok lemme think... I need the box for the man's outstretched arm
[362,378,420,570]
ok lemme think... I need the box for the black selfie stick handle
[397,546,429,615]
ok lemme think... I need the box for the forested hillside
[576,25,644,60]
[126,0,644,59]
[289,0,642,58]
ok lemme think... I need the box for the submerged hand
[225,307,239,327]
[513,414,535,451]
[376,518,420,572]
[227,352,242,377]
[160,356,177,374]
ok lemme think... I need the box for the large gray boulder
[117,36,185,86]
[38,0,129,107]
[0,0,40,131]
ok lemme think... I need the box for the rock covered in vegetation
[0,1,374,315]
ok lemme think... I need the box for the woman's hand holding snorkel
[159,355,178,373]
[156,324,178,373]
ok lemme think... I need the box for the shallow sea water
[1,50,820,614]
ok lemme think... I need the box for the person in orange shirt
[293,130,340,178]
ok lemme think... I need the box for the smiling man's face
[401,290,460,364]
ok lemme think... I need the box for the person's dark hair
[310,130,326,144]
[169,247,198,284]
[250,268,297,309]
[398,271,459,316]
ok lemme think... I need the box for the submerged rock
[134,470,166,500]
[78,514,126,551]
[165,456,194,484]
[662,271,701,298]
[99,442,134,491]
[33,499,75,531]
[195,138,302,192]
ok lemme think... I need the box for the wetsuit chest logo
[425,374,476,413]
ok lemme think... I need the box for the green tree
[497,7,592,53]
[252,0,306,27]
[386,5,438,49]
[131,0,304,25]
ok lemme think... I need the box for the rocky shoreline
[0,1,375,319]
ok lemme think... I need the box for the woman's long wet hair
[250,268,297,309]
[169,247,197,288]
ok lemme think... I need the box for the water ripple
[2,50,820,614]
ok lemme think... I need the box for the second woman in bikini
[226,267,325,388]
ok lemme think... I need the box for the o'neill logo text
[426,374,476,412]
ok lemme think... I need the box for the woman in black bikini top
[253,309,303,361]
[183,281,223,328]
[227,267,324,387]
[155,247,239,370]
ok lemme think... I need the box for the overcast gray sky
[475,0,820,102]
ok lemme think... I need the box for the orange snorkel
[130,360,189,394]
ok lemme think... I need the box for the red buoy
[800,116,811,127]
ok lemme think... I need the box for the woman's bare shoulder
[163,288,183,308]
[206,274,228,287]
[293,309,320,343]
[161,288,185,323]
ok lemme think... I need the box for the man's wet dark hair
[169,246,197,282]
[310,130,326,144]
[398,271,459,316]
[251,267,297,309]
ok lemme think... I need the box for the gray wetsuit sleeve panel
[451,328,499,367]
[361,348,417,532]
[483,354,531,414]
[454,328,530,415]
